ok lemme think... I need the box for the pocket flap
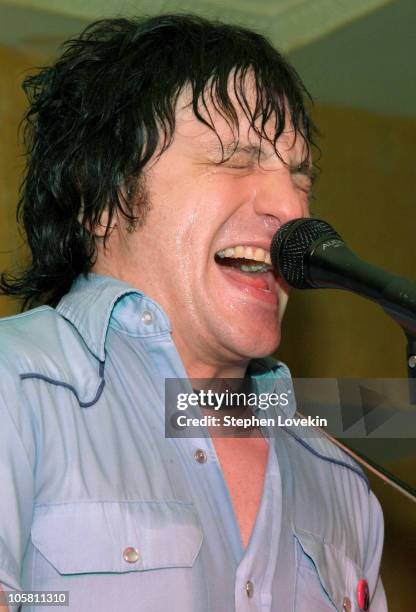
[294,528,366,611]
[31,501,203,575]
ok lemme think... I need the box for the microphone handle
[308,240,416,327]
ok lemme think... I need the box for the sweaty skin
[93,87,312,380]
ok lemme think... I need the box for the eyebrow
[205,142,274,162]
[290,158,315,178]
[205,142,315,176]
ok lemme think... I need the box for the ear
[91,208,118,238]
[77,199,118,238]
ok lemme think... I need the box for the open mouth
[214,245,278,300]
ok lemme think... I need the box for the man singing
[0,15,386,611]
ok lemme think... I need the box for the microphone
[270,218,416,330]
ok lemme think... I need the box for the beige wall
[1,44,415,610]
[279,104,416,378]
[0,45,39,316]
[278,104,416,610]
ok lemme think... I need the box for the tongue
[220,266,271,290]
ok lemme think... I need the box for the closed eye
[222,162,255,170]
[291,163,317,188]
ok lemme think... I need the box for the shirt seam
[33,499,196,508]
[282,427,369,489]
[0,389,34,483]
[110,327,172,339]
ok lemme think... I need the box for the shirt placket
[142,328,284,612]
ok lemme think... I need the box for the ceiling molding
[1,0,412,118]
[0,0,396,54]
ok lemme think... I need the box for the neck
[174,335,249,380]
[185,361,248,379]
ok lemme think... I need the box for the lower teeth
[240,264,269,273]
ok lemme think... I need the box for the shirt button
[342,597,352,611]
[141,310,153,325]
[245,580,254,598]
[123,546,139,563]
[194,449,207,463]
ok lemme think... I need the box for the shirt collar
[56,273,296,417]
[248,357,296,418]
[56,273,172,362]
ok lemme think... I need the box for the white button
[194,449,207,463]
[342,597,351,611]
[141,310,153,325]
[245,580,254,598]
[123,546,139,563]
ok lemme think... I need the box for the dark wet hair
[1,14,316,309]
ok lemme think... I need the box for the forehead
[173,80,306,161]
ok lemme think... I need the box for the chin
[233,332,281,362]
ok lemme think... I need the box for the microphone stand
[311,304,416,502]
[297,302,416,502]
[330,304,416,502]
[405,334,416,405]
[381,305,416,405]
[296,410,416,503]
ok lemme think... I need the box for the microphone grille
[270,218,341,288]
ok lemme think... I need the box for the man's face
[102,88,312,376]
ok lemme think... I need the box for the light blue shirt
[0,274,387,611]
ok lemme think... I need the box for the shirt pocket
[294,527,367,612]
[30,500,203,575]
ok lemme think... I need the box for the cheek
[303,202,312,218]
[148,166,247,266]
[278,285,290,322]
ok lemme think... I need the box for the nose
[252,170,307,226]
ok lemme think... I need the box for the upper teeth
[216,245,271,265]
